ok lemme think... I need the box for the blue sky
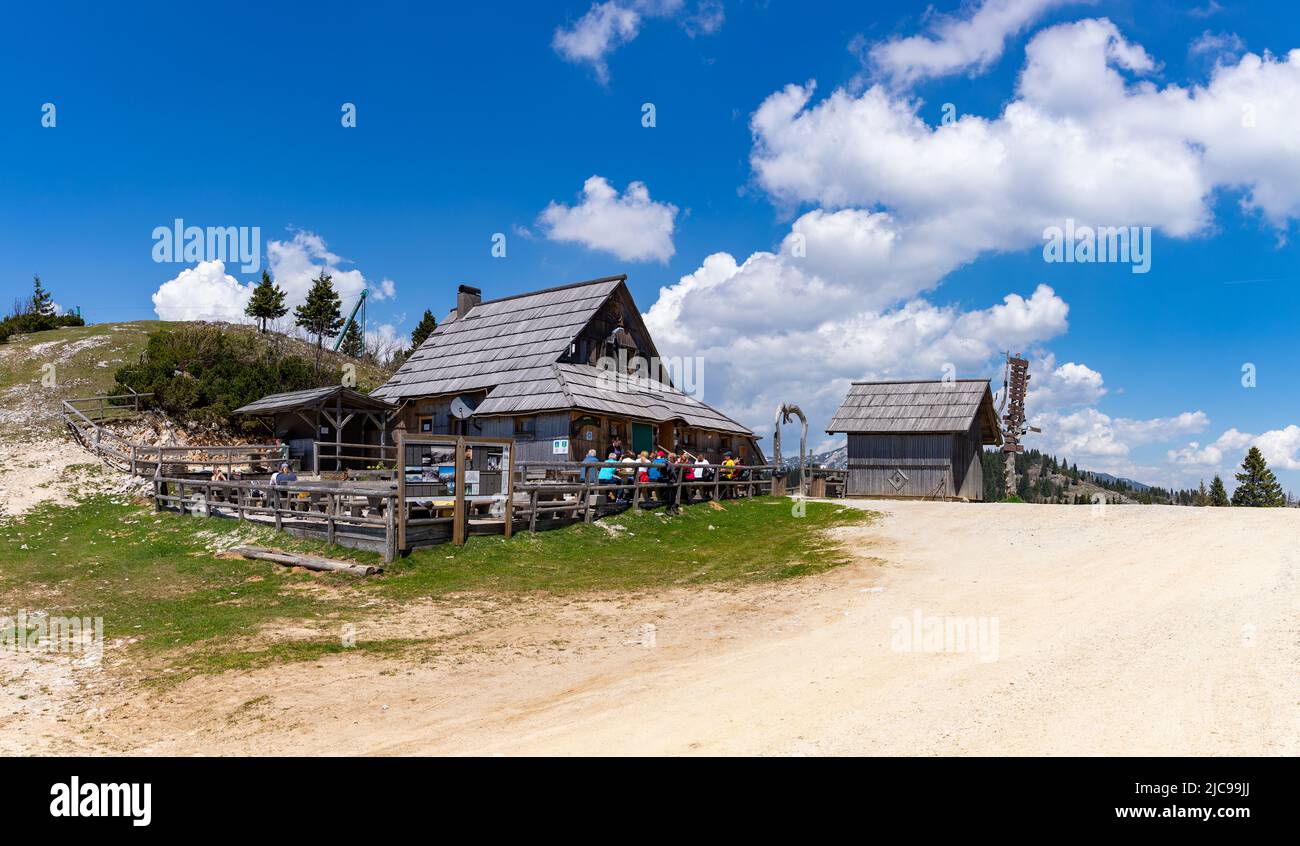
[3,0,1299,491]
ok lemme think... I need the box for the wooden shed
[372,276,762,464]
[825,380,1002,500]
[232,386,395,471]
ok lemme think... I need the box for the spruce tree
[339,318,364,358]
[1208,475,1230,506]
[1231,446,1285,507]
[30,274,55,316]
[408,309,438,353]
[294,271,344,371]
[245,270,288,333]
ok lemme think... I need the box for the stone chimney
[456,284,482,319]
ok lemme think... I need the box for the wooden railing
[511,460,781,528]
[61,396,143,470]
[62,392,286,477]
[312,441,397,473]
[153,476,400,562]
[63,390,153,423]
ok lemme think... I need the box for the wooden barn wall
[846,433,958,498]
[952,417,985,501]
[477,412,571,463]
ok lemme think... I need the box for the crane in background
[332,289,367,355]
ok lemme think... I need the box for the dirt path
[9,501,1298,755]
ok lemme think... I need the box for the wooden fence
[152,476,399,561]
[68,396,824,562]
[63,392,285,477]
[312,440,397,473]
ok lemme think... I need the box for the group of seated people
[580,440,745,515]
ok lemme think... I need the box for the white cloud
[152,230,394,323]
[365,321,411,357]
[539,175,678,262]
[151,260,253,322]
[1169,426,1300,471]
[553,2,645,83]
[266,230,371,308]
[754,18,1300,249]
[1030,407,1208,465]
[869,0,1080,87]
[644,211,1070,437]
[1026,352,1106,412]
[1190,30,1244,57]
[553,1,717,83]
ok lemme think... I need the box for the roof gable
[372,275,625,400]
[826,379,1002,443]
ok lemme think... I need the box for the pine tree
[245,271,288,333]
[294,271,344,371]
[1231,446,1285,507]
[339,318,364,358]
[30,274,55,316]
[408,309,438,354]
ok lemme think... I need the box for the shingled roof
[372,275,753,436]
[232,386,395,416]
[826,379,1002,444]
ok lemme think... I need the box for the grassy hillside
[0,321,392,437]
[0,496,872,682]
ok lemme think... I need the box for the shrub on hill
[114,325,350,432]
[2,274,85,341]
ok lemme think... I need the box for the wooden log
[229,546,381,576]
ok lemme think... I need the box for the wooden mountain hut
[231,386,396,471]
[825,379,1002,500]
[371,275,762,464]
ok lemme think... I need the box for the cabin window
[609,420,625,442]
[514,416,536,440]
[418,416,433,434]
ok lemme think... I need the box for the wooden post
[396,431,407,552]
[503,446,515,540]
[326,492,337,545]
[129,445,137,477]
[383,492,397,563]
[452,436,466,546]
[528,488,539,533]
[632,474,642,513]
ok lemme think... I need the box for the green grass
[384,497,870,596]
[0,496,872,681]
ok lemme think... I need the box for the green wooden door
[632,422,653,454]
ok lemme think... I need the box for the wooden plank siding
[845,425,984,500]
